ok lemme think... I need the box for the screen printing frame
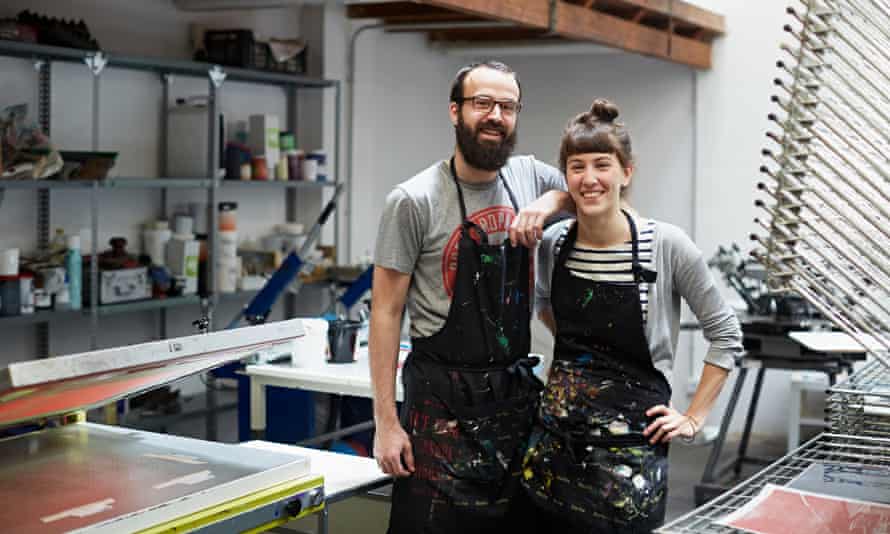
[0,319,304,427]
[0,421,322,534]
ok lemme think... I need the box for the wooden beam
[427,27,550,42]
[347,2,473,20]
[669,33,711,68]
[422,0,551,28]
[557,3,666,57]
[345,0,721,68]
[671,1,725,35]
[555,2,710,68]
[380,13,481,23]
[588,0,724,35]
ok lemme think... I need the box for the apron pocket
[405,391,537,511]
[446,392,538,484]
[523,432,669,529]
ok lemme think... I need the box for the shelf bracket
[84,51,108,76]
[208,65,227,89]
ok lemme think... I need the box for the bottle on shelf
[66,234,82,311]
[50,228,67,256]
[167,229,200,296]
[143,220,172,267]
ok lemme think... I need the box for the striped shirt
[537,217,743,381]
[555,219,656,322]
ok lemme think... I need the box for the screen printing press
[0,319,355,534]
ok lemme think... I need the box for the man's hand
[509,190,572,247]
[374,417,415,477]
[369,266,413,476]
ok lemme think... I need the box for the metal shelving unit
[95,295,204,316]
[657,433,890,533]
[0,177,337,190]
[0,296,201,324]
[219,180,336,190]
[827,359,890,439]
[0,40,334,88]
[0,308,83,327]
[0,39,341,360]
[0,178,208,189]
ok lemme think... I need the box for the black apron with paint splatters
[388,158,543,534]
[522,212,672,533]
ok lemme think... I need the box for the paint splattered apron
[522,211,671,533]
[387,158,543,534]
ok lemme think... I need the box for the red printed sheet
[717,484,890,534]
[0,353,235,426]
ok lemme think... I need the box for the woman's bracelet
[686,413,702,432]
[681,413,702,443]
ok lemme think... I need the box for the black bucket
[327,320,362,363]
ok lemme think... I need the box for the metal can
[251,155,268,181]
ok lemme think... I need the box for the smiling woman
[516,98,744,533]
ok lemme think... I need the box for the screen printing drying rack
[662,0,890,530]
[657,433,890,533]
[0,319,330,534]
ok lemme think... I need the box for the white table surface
[245,344,408,431]
[789,331,884,353]
[241,441,389,502]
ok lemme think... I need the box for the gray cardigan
[535,217,744,383]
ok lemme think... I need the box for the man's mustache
[476,121,507,136]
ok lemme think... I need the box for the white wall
[0,0,799,438]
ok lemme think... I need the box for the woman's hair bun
[590,98,620,123]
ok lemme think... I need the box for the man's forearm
[369,308,403,424]
[546,190,575,215]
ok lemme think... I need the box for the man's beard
[455,114,517,172]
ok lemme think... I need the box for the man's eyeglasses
[456,95,522,115]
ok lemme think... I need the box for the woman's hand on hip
[643,404,696,444]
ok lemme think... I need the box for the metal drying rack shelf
[827,359,890,439]
[657,433,890,533]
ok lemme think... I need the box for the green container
[279,131,296,151]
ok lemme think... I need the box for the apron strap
[449,156,518,220]
[622,209,657,284]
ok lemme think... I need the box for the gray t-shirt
[374,155,566,338]
[536,217,743,383]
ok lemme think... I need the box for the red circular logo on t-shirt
[441,206,517,297]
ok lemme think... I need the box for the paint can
[0,248,19,276]
[327,320,361,363]
[301,157,318,182]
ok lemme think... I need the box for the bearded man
[369,61,572,534]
